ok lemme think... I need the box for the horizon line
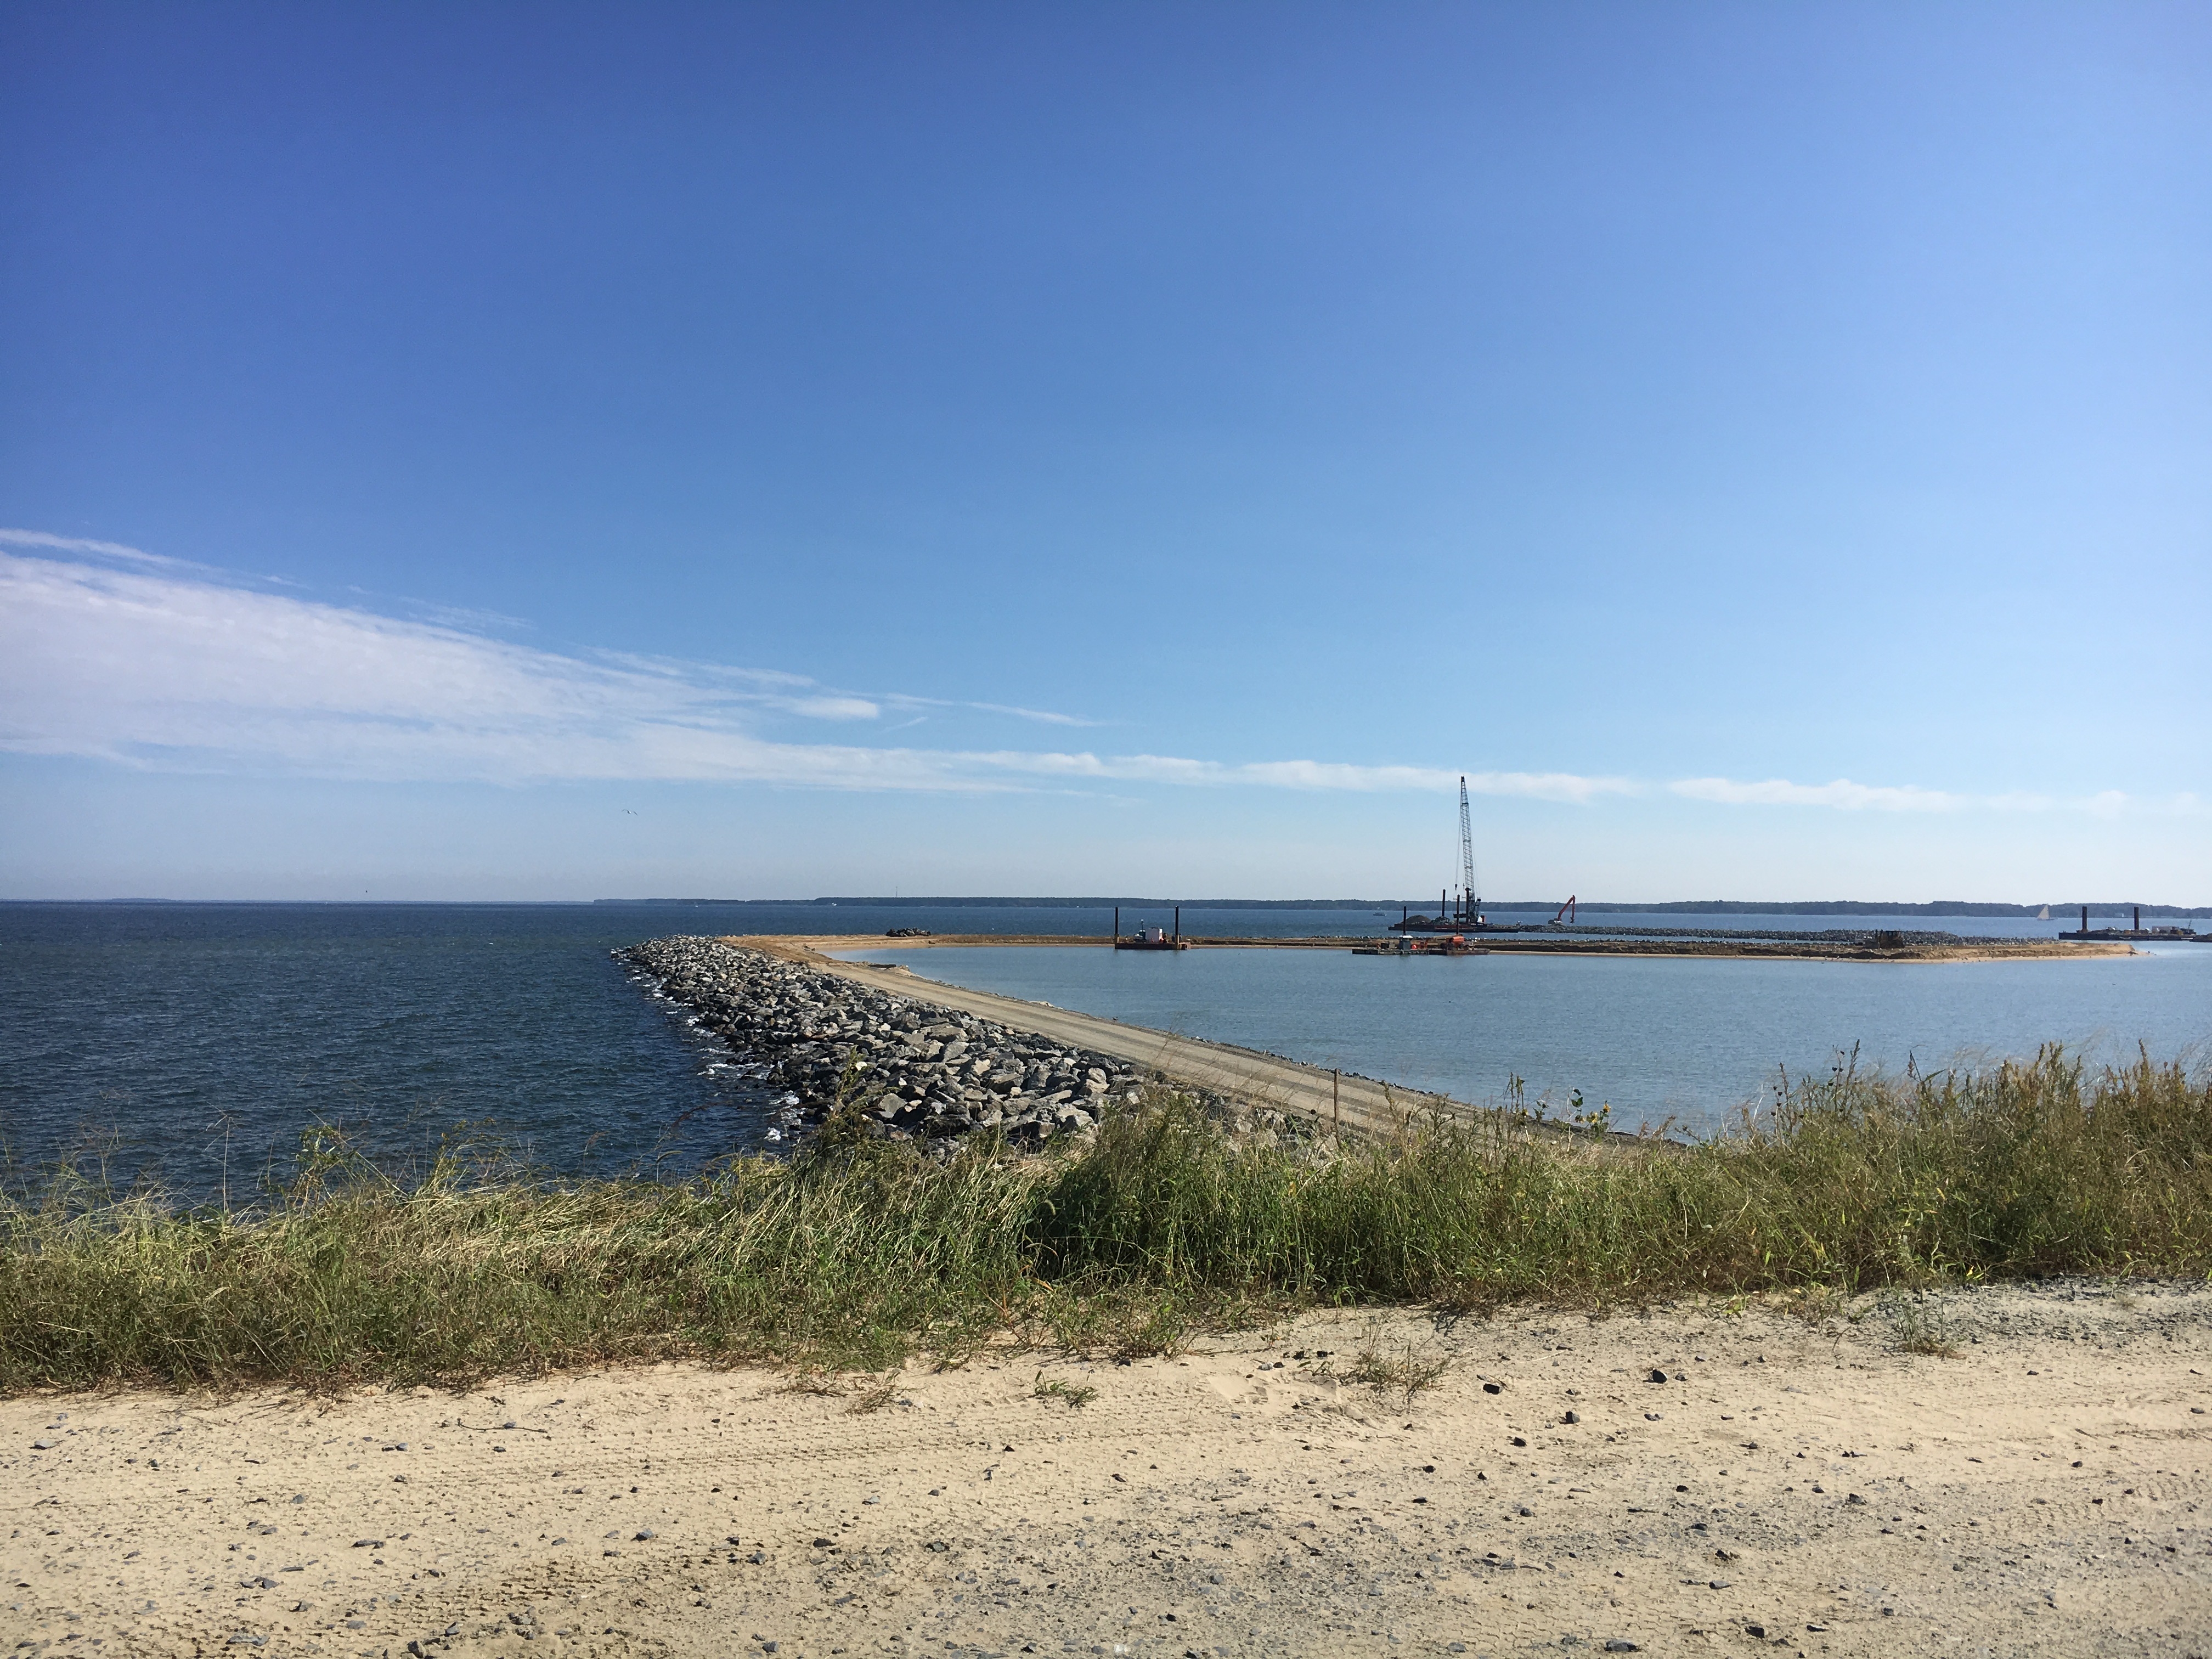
[5,896,2206,915]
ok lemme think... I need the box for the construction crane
[1457,776,1479,923]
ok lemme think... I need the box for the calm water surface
[844,930,2212,1133]
[3,901,2204,1199]
[0,901,1392,1196]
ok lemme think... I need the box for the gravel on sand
[7,1281,2209,1658]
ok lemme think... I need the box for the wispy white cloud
[10,543,2175,823]
[985,752,1630,802]
[944,699,1099,729]
[570,652,1092,727]
[776,696,882,721]
[1669,775,2140,816]
[0,526,199,568]
[0,546,1620,800]
[2081,789,2131,820]
[0,535,1048,729]
[1669,776,1967,812]
[385,597,539,635]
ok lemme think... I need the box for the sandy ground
[6,1283,2209,1659]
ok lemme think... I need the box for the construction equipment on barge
[2059,904,2205,942]
[1355,933,1487,956]
[1112,905,1190,951]
[1391,775,1492,930]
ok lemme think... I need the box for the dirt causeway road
[741,935,1487,1142]
[6,1286,2208,1659]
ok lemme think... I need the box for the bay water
[845,929,2211,1134]
[3,901,2203,1203]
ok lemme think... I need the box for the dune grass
[2,1045,2206,1395]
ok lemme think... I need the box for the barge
[1111,905,1190,951]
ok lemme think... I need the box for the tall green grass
[3,1046,2205,1394]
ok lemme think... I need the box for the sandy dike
[751,935,2138,963]
[5,1285,2208,1659]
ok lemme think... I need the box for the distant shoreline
[759,931,2140,964]
[641,895,2212,916]
[7,896,2204,918]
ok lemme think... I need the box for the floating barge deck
[2058,905,2205,943]
[1110,906,1190,950]
[1353,935,1488,956]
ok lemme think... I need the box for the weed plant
[1031,1372,1099,1408]
[2,1046,2205,1395]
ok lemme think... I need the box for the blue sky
[2,2,2207,901]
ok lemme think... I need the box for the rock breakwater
[620,935,1148,1147]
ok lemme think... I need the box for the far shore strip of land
[747,929,2138,962]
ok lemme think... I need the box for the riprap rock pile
[620,935,1147,1146]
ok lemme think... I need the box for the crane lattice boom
[1458,776,1478,917]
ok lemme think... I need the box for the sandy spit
[744,934,2137,963]
[5,1284,2208,1659]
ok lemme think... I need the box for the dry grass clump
[1338,1327,1452,1401]
[3,1046,2205,1394]
[1880,1293,1964,1357]
[845,1374,902,1413]
[1031,1372,1098,1408]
